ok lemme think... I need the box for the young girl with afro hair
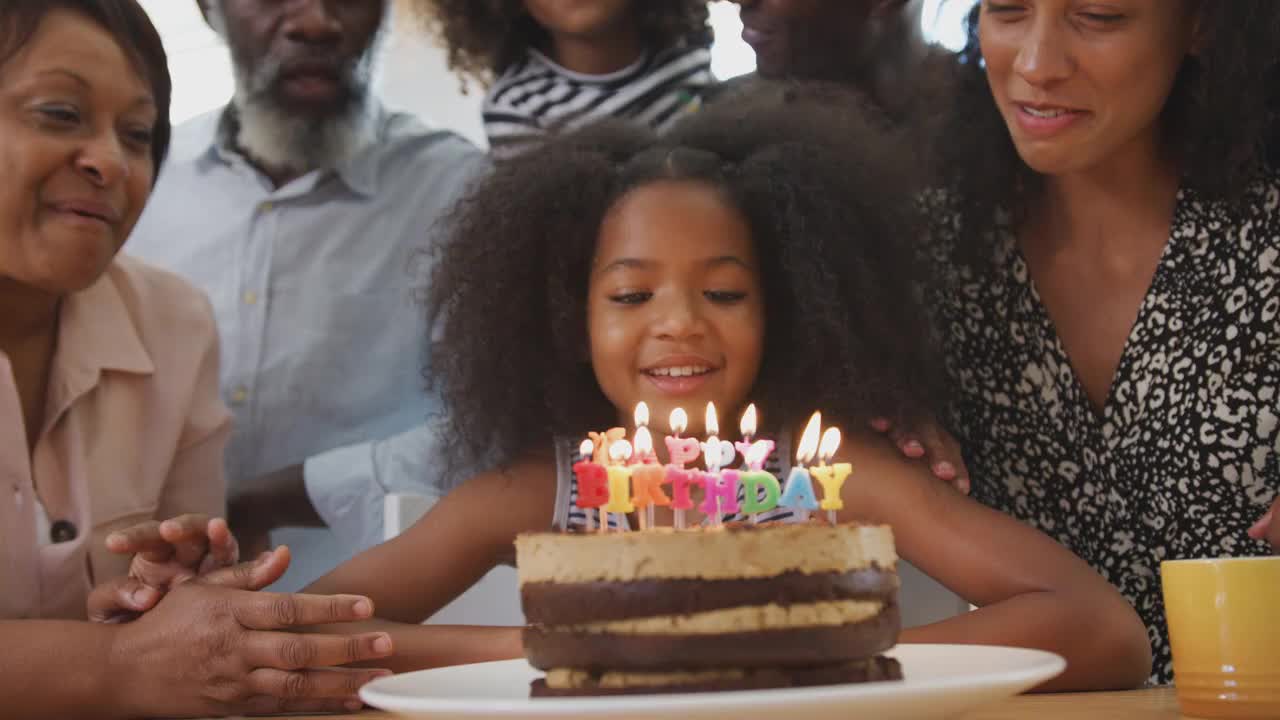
[415,0,715,156]
[301,87,1153,690]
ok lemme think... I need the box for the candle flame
[669,407,688,435]
[634,401,650,428]
[745,439,772,468]
[797,411,822,464]
[819,427,841,463]
[705,402,719,437]
[579,438,594,459]
[740,403,758,438]
[633,426,653,458]
[608,438,633,464]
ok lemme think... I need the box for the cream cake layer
[515,523,898,585]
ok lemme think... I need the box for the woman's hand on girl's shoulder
[1248,498,1280,553]
[869,416,970,494]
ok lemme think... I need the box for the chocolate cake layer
[522,566,899,625]
[529,656,904,697]
[524,603,900,671]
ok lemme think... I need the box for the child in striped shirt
[419,0,716,156]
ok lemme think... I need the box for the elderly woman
[0,1,392,717]
[917,0,1280,685]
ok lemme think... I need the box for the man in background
[723,0,940,121]
[127,0,486,587]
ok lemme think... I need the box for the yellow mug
[1162,557,1280,719]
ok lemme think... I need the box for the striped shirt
[482,44,715,157]
[552,433,798,532]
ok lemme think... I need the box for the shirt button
[231,387,249,404]
[50,520,78,544]
[243,291,258,305]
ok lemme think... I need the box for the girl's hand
[91,514,241,622]
[869,417,970,494]
[1247,498,1280,553]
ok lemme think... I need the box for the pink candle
[664,408,698,529]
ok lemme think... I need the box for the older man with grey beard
[125,0,487,588]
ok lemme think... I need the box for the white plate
[360,643,1065,720]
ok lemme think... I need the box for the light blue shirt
[125,105,487,559]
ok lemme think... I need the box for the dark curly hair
[412,0,712,89]
[429,84,944,474]
[936,0,1280,254]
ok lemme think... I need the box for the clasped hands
[88,514,392,717]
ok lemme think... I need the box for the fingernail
[904,441,924,456]
[959,478,971,495]
[345,699,363,711]
[934,462,956,478]
[131,587,156,606]
[106,533,123,547]
[374,634,392,654]
[353,598,373,617]
[870,418,891,431]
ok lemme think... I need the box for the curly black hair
[429,84,944,474]
[935,0,1280,255]
[412,0,712,89]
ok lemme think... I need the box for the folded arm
[839,431,1152,691]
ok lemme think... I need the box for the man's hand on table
[102,546,394,717]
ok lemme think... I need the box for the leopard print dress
[923,177,1280,684]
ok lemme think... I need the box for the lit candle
[630,424,669,530]
[664,408,701,466]
[810,426,852,526]
[573,438,609,532]
[664,408,699,529]
[734,404,776,467]
[604,439,636,533]
[700,403,737,526]
[734,404,776,523]
[780,412,821,521]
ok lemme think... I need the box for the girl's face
[588,180,765,436]
[522,0,634,40]
[0,9,157,295]
[979,0,1198,176]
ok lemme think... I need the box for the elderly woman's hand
[1248,498,1280,553]
[103,546,394,717]
[89,514,241,622]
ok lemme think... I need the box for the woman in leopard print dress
[921,1,1280,684]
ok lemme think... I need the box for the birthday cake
[516,522,903,696]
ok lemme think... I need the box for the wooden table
[278,687,1192,719]
[959,687,1190,719]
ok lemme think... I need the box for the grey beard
[233,89,377,176]
[228,40,382,175]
